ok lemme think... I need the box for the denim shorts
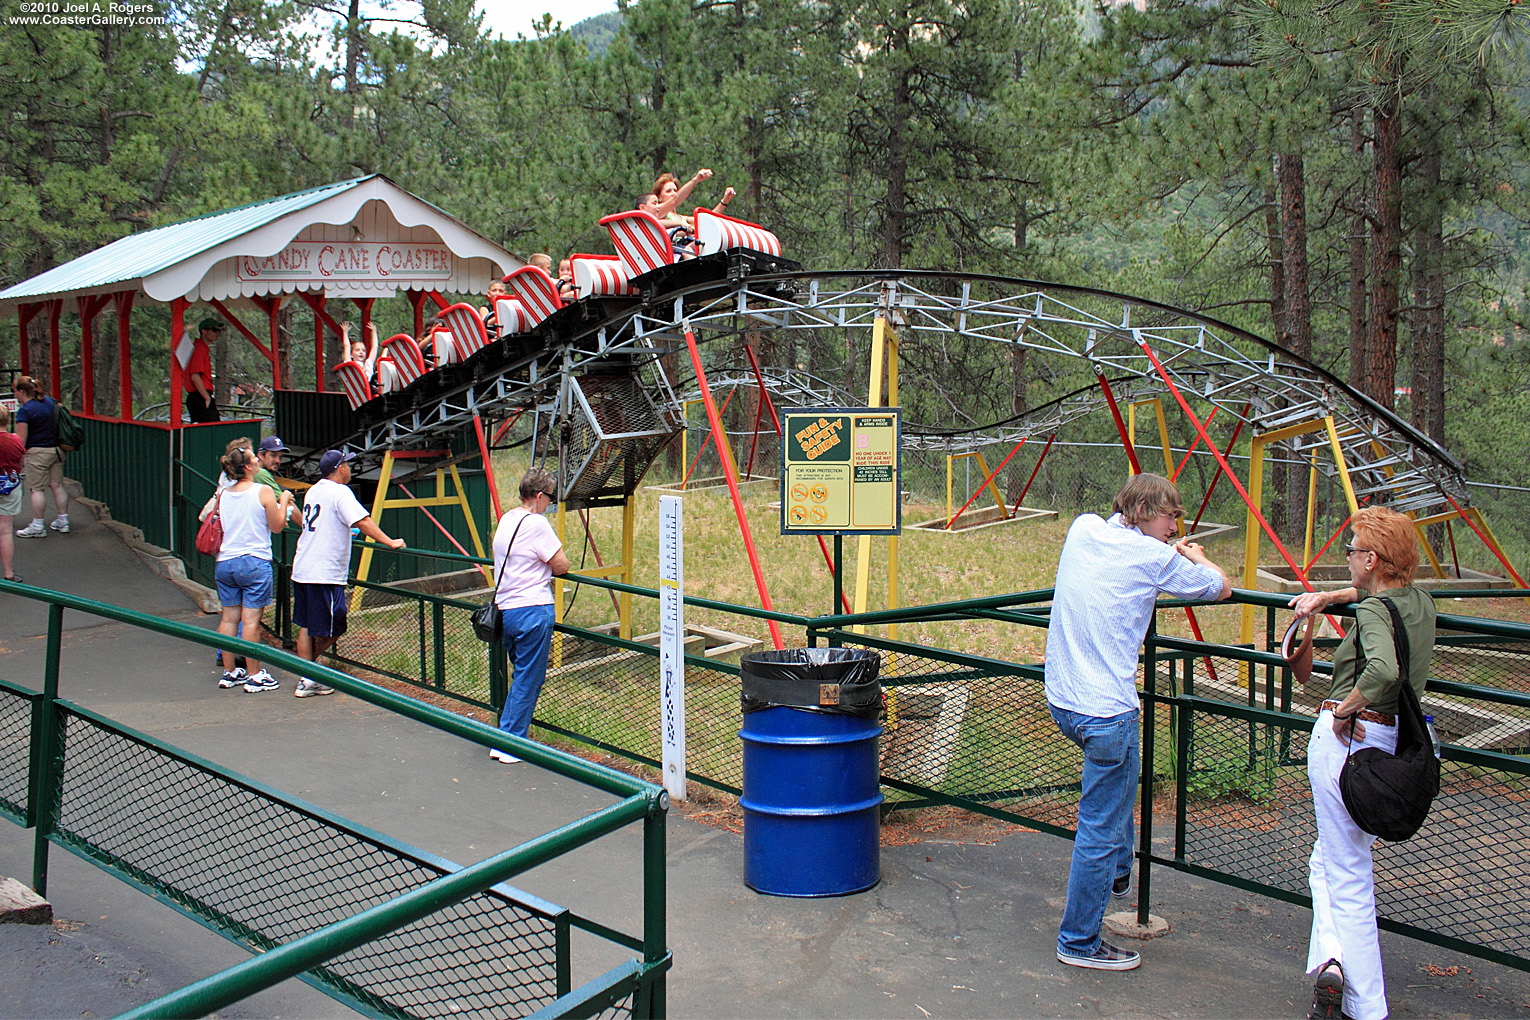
[293,581,348,638]
[216,554,274,609]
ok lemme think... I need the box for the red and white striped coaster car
[439,303,489,364]
[694,208,781,257]
[505,265,563,325]
[333,361,373,410]
[600,210,675,277]
[570,253,638,298]
[382,333,428,387]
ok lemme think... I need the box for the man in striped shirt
[1045,473,1231,972]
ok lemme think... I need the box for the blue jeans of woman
[1048,704,1140,956]
[497,604,555,740]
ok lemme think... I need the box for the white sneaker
[15,522,45,539]
[49,519,69,534]
[294,678,334,698]
[488,749,521,763]
[218,667,248,689]
[243,670,280,693]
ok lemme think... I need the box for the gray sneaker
[294,678,334,698]
[1057,940,1141,971]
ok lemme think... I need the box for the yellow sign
[781,408,901,535]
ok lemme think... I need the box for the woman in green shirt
[1288,506,1436,1020]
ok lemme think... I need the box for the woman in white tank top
[213,446,293,693]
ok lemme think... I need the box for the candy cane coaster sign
[659,495,686,801]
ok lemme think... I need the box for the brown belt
[1321,700,1395,726]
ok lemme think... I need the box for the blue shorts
[293,581,348,639]
[215,555,274,609]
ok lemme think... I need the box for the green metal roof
[0,177,372,304]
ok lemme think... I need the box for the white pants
[1306,710,1398,1020]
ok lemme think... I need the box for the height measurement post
[658,495,686,801]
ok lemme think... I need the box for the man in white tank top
[290,449,405,697]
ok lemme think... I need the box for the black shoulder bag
[471,513,527,643]
[1338,595,1440,842]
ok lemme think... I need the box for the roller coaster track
[296,255,1470,520]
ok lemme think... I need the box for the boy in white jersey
[290,449,405,697]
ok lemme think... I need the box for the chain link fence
[0,680,34,824]
[53,703,569,1019]
[2,586,670,1020]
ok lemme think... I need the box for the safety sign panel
[780,407,901,536]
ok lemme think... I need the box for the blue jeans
[497,604,556,741]
[1049,704,1140,956]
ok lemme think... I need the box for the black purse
[471,513,527,643]
[1338,596,1440,842]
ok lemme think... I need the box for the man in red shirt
[185,317,223,423]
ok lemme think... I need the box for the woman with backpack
[1287,506,1438,1020]
[12,376,70,538]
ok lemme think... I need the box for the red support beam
[251,294,283,391]
[409,290,428,338]
[114,291,134,418]
[169,297,186,427]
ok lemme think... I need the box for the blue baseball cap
[258,436,288,453]
[318,449,356,476]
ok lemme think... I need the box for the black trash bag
[741,648,881,717]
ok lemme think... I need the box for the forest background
[2,0,1528,555]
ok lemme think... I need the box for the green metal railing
[239,539,1530,974]
[0,580,670,1020]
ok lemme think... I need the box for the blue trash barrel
[739,648,882,897]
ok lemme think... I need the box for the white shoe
[294,678,334,698]
[15,522,45,538]
[219,667,248,689]
[489,749,521,763]
[243,670,280,693]
[49,519,69,534]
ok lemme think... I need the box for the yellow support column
[621,497,635,640]
[886,327,899,645]
[1322,418,1361,515]
[851,317,889,635]
[1239,434,1267,653]
[352,451,397,612]
[1303,448,1319,567]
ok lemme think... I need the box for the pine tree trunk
[1279,150,1312,542]
[1365,96,1402,411]
[1347,109,1368,392]
[883,25,910,270]
[1264,181,1287,536]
